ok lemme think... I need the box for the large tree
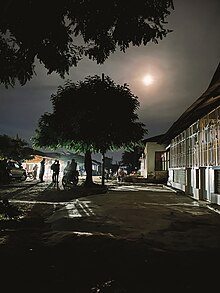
[0,0,174,87]
[33,75,147,186]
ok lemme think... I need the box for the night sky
[0,0,220,163]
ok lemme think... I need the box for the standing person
[39,158,46,182]
[69,159,77,172]
[32,164,38,180]
[51,160,60,183]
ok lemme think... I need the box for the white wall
[141,142,166,179]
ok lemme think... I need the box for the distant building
[139,134,168,183]
[23,151,63,180]
[91,159,101,175]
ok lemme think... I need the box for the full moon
[142,74,154,86]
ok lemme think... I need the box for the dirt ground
[0,180,220,292]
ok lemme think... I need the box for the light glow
[142,74,154,86]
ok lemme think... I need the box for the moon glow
[142,74,154,86]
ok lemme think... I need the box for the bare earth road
[0,179,219,292]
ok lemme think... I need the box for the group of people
[2,156,128,185]
[37,157,60,183]
[37,157,78,184]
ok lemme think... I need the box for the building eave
[160,62,220,144]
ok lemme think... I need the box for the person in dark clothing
[39,158,46,182]
[51,160,60,183]
[68,159,77,177]
[69,159,77,170]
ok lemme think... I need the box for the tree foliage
[0,0,174,87]
[33,75,147,152]
[121,147,144,173]
[0,134,33,161]
[33,75,147,184]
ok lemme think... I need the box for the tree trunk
[84,150,93,186]
[101,152,105,186]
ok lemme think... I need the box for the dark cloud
[0,0,220,162]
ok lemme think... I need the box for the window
[161,152,168,171]
[214,170,220,194]
[173,169,186,184]
[155,152,164,171]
